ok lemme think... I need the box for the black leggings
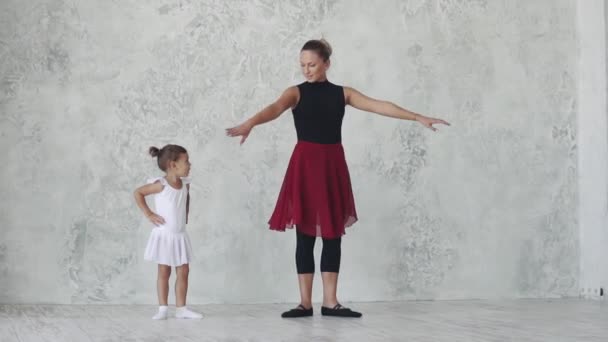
[295,231,341,274]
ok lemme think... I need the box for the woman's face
[300,50,329,82]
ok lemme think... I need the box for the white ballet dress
[143,177,193,266]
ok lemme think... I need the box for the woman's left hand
[416,115,450,131]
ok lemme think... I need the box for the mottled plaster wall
[578,0,608,299]
[0,0,578,304]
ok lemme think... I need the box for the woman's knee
[320,237,341,273]
[296,231,316,274]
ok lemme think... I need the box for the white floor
[1,299,607,341]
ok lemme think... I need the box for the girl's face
[300,50,329,82]
[170,153,191,177]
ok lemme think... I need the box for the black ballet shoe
[321,304,362,318]
[281,304,313,318]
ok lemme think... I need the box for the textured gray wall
[0,0,578,304]
[578,0,608,298]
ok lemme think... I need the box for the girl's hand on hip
[146,212,165,226]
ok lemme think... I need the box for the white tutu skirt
[144,228,193,267]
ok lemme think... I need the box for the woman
[226,39,449,318]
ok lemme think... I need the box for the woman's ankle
[299,302,312,309]
[322,299,339,307]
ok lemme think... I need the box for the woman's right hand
[146,212,165,226]
[225,88,297,144]
[226,121,254,145]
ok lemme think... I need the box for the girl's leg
[175,264,189,307]
[175,264,202,319]
[152,264,171,320]
[158,264,171,305]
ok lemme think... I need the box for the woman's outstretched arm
[344,86,450,131]
[226,86,299,144]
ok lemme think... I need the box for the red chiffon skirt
[268,140,358,239]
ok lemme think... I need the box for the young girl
[133,144,202,320]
